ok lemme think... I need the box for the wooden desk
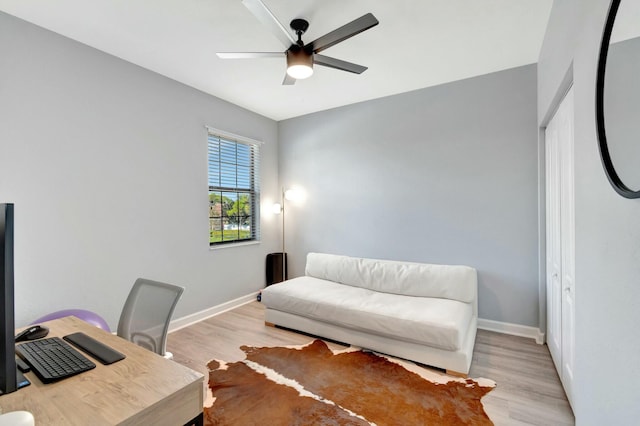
[0,317,204,425]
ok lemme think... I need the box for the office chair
[117,278,184,359]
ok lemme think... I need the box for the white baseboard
[478,318,545,344]
[168,291,259,333]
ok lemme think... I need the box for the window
[207,129,260,246]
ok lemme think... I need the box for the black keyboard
[16,337,96,383]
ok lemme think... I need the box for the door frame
[539,67,575,407]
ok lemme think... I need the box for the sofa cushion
[261,276,474,351]
[304,253,477,303]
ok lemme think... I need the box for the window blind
[207,131,260,245]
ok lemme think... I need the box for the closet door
[558,87,575,404]
[545,86,575,405]
[545,104,563,374]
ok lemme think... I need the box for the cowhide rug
[204,339,495,425]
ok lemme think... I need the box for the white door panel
[545,86,574,406]
[545,115,562,373]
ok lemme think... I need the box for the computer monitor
[0,203,17,395]
[0,203,30,395]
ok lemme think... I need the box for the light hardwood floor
[167,301,575,425]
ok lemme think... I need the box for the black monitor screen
[0,203,17,395]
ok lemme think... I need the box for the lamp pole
[281,187,286,282]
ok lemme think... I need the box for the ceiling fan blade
[309,13,379,54]
[216,52,284,59]
[314,55,367,74]
[242,0,296,48]
[282,73,296,85]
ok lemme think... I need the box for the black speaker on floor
[266,252,288,286]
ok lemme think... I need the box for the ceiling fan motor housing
[286,45,314,79]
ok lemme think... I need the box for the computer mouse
[15,325,49,342]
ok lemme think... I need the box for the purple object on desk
[32,309,111,332]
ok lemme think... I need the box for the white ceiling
[0,0,553,121]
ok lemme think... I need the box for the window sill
[209,240,260,251]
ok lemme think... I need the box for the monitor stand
[16,368,30,390]
[0,367,29,395]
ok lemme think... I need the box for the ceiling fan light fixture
[286,48,313,79]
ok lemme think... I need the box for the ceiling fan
[217,0,379,85]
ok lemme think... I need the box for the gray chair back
[117,278,184,356]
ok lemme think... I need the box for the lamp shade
[286,48,313,79]
[284,189,300,201]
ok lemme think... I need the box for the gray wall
[279,64,539,327]
[539,0,640,423]
[0,12,280,328]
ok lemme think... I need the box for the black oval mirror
[596,0,640,198]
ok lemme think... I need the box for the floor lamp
[272,188,302,282]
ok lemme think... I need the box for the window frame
[206,127,261,247]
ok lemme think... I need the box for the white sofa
[261,252,478,375]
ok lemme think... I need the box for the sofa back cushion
[305,253,477,303]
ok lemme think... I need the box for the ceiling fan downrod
[290,18,309,47]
